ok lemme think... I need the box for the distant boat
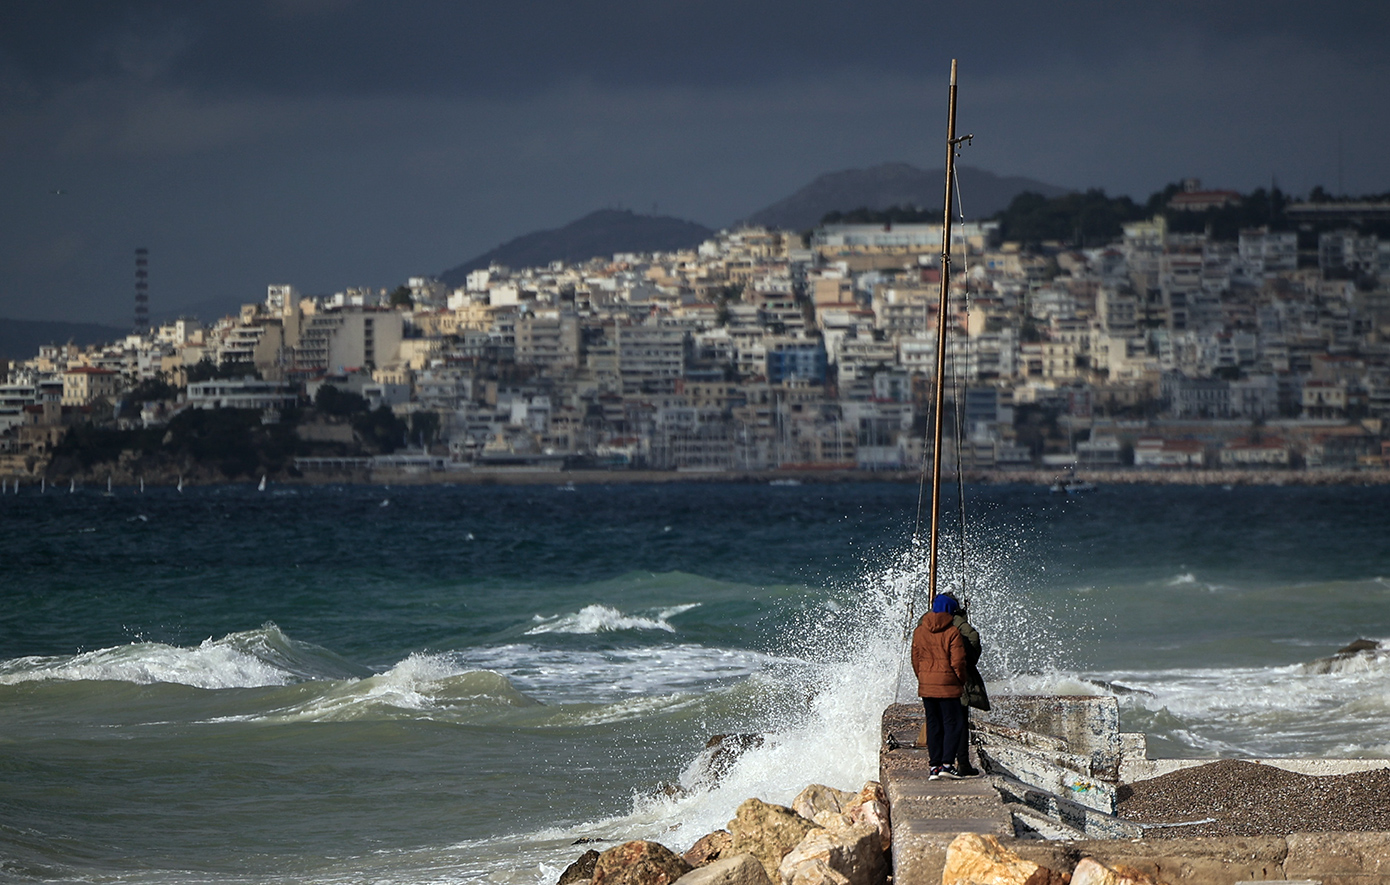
[258,475,267,492]
[104,476,114,496]
[41,478,45,494]
[1049,477,1096,495]
[177,475,184,493]
[769,478,801,487]
[69,478,75,494]
[139,477,145,494]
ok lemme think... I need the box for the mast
[926,59,963,607]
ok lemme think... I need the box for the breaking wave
[0,623,367,689]
[525,603,701,635]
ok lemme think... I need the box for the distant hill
[0,318,130,362]
[440,209,715,287]
[742,163,1072,230]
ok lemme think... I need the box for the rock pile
[556,781,892,885]
[1117,758,1390,837]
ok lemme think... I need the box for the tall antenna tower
[134,247,149,332]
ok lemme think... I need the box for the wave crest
[526,603,700,635]
[0,624,367,689]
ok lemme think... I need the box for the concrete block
[1286,832,1390,881]
[1010,837,1290,885]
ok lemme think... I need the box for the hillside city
[5,180,1390,482]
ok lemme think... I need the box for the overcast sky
[2,1,1388,325]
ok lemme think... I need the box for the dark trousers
[921,696,965,768]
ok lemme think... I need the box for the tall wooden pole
[927,60,960,608]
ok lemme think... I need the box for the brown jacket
[911,612,967,699]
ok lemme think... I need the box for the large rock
[840,783,890,853]
[786,860,850,885]
[792,785,856,821]
[727,799,821,882]
[941,833,1064,885]
[693,735,765,786]
[683,831,733,868]
[778,822,885,885]
[675,853,775,885]
[560,849,602,885]
[1069,858,1156,885]
[592,841,693,885]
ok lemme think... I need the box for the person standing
[910,595,968,780]
[936,592,989,776]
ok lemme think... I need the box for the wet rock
[676,853,774,885]
[560,849,601,885]
[592,841,693,885]
[1337,638,1382,655]
[697,735,765,786]
[778,822,885,885]
[1304,638,1386,674]
[941,833,1063,885]
[1070,858,1156,885]
[727,798,821,882]
[791,785,855,821]
[683,831,733,868]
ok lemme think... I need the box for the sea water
[2,481,1388,883]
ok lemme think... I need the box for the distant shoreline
[47,465,1387,489]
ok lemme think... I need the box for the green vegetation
[820,205,940,225]
[186,359,260,382]
[388,285,414,309]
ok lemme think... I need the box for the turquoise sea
[2,481,1389,883]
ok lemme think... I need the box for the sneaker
[938,765,962,780]
[928,766,942,781]
[956,764,981,777]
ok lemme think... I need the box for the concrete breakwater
[882,697,1390,885]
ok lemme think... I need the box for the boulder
[675,853,775,885]
[786,860,850,885]
[695,734,765,786]
[941,833,1063,885]
[791,785,856,821]
[840,783,890,853]
[778,822,885,885]
[560,849,602,885]
[727,798,821,882]
[1069,858,1156,885]
[592,841,693,885]
[683,831,733,868]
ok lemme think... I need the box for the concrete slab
[882,704,1015,885]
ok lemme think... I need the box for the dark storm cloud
[1,1,1389,323]
[7,1,1387,98]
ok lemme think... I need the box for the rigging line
[950,160,974,601]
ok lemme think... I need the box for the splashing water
[574,530,1076,852]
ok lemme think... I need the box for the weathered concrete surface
[1125,756,1390,782]
[1286,831,1390,885]
[882,704,1390,885]
[1010,837,1289,884]
[881,704,1013,885]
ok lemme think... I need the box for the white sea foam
[249,654,544,723]
[0,625,319,689]
[524,603,701,635]
[1086,650,1390,757]
[450,643,782,704]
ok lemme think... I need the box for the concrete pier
[881,700,1390,885]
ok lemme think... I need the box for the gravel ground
[1117,759,1390,838]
